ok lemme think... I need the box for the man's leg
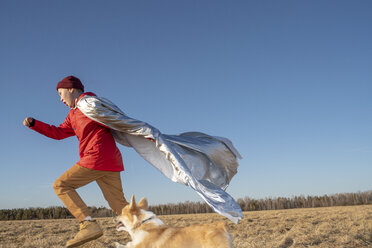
[53,164,102,221]
[53,164,104,247]
[96,171,128,216]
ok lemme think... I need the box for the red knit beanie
[56,76,84,92]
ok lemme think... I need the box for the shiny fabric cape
[77,95,243,223]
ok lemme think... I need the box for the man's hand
[23,117,35,127]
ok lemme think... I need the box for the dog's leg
[114,241,127,248]
[115,241,137,248]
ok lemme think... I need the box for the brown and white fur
[114,195,233,248]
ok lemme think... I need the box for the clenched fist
[23,117,35,127]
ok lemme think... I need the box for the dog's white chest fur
[131,230,148,245]
[115,230,148,248]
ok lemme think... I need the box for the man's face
[58,88,76,108]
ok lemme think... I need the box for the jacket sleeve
[30,114,75,140]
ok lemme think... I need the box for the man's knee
[53,178,69,195]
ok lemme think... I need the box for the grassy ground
[0,205,371,248]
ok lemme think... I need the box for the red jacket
[30,92,124,172]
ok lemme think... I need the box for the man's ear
[137,198,148,210]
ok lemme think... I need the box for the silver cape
[77,95,243,223]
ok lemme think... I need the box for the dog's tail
[215,221,229,232]
[208,222,234,248]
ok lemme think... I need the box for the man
[23,76,128,247]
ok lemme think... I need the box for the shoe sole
[66,232,103,248]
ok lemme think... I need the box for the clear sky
[0,0,371,210]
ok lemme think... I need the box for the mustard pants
[53,164,128,222]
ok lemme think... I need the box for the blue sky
[0,0,371,210]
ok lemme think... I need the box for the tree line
[0,191,371,221]
[236,191,372,211]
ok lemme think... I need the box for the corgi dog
[114,195,234,248]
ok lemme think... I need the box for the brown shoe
[66,220,103,247]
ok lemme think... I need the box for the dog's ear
[129,195,137,211]
[137,198,148,210]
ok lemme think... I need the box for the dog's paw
[114,241,126,248]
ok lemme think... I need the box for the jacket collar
[78,92,96,102]
[74,92,96,109]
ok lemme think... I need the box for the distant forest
[0,191,371,221]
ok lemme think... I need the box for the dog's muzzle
[114,217,126,231]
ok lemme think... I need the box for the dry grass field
[0,205,371,248]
